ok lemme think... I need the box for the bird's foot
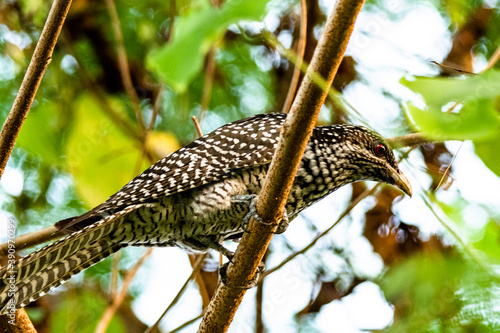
[219,260,265,289]
[232,195,289,234]
[274,210,289,234]
[187,236,234,260]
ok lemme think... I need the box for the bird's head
[313,125,412,197]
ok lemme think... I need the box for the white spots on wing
[304,174,314,183]
[86,113,393,217]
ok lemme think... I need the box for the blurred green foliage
[47,287,127,333]
[1,0,500,332]
[147,0,271,92]
[403,70,500,141]
[403,70,500,177]
[383,254,500,333]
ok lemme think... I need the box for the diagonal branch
[0,0,73,330]
[260,185,378,279]
[145,254,206,333]
[0,226,62,258]
[105,0,146,134]
[281,0,307,114]
[386,133,434,149]
[95,248,153,333]
[197,1,366,331]
[0,0,73,179]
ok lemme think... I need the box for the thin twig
[482,43,500,73]
[105,0,146,133]
[95,248,153,333]
[198,1,366,331]
[0,226,62,258]
[105,0,157,196]
[422,194,493,275]
[281,0,307,114]
[166,0,176,42]
[386,133,435,149]
[255,273,265,333]
[260,185,378,279]
[168,313,204,333]
[430,60,475,75]
[0,0,72,329]
[188,254,211,308]
[435,142,462,192]
[149,84,164,131]
[261,149,413,280]
[145,253,206,333]
[199,48,217,125]
[0,0,73,178]
[60,30,144,143]
[110,251,121,300]
[191,116,204,138]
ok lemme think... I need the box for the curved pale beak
[388,168,412,197]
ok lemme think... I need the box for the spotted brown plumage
[0,113,411,314]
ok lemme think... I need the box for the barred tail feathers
[0,236,125,314]
[0,206,139,314]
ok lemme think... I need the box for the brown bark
[198,1,366,331]
[0,0,73,331]
[0,310,37,333]
[0,0,73,178]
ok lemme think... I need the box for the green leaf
[402,70,500,106]
[382,254,464,332]
[17,103,66,166]
[406,98,499,140]
[146,0,270,93]
[64,95,147,207]
[403,70,500,141]
[472,221,500,263]
[474,130,500,178]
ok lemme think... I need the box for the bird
[0,112,411,314]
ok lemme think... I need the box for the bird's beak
[388,168,412,197]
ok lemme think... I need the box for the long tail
[0,207,138,314]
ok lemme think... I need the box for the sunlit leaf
[474,130,500,178]
[17,103,65,165]
[406,98,499,140]
[146,0,270,93]
[382,254,465,332]
[472,221,500,263]
[146,131,181,159]
[454,271,500,330]
[430,197,498,268]
[64,95,148,207]
[403,70,500,141]
[402,70,500,106]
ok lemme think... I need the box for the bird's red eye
[374,143,386,156]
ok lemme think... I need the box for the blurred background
[1,0,500,332]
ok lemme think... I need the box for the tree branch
[0,226,62,258]
[95,248,153,333]
[260,185,378,280]
[386,133,435,149]
[145,254,206,333]
[0,0,72,330]
[281,0,307,114]
[0,0,72,178]
[105,0,146,134]
[197,1,366,331]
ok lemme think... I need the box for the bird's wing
[56,113,286,231]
